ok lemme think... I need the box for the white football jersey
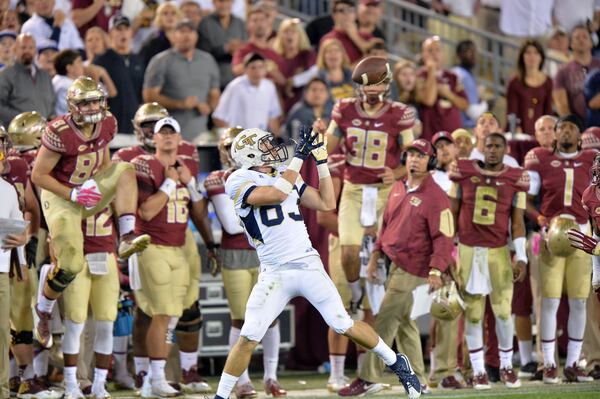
[225,168,318,268]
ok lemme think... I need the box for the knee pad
[10,330,33,345]
[332,317,353,335]
[47,268,76,293]
[62,320,85,355]
[94,320,114,355]
[176,302,202,333]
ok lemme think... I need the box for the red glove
[70,179,102,208]
[567,229,600,256]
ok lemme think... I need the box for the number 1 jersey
[225,168,317,268]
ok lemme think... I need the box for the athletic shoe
[518,361,538,378]
[473,372,491,390]
[388,354,421,399]
[500,367,521,388]
[263,379,286,397]
[180,367,211,393]
[118,233,150,259]
[564,363,594,382]
[543,365,560,384]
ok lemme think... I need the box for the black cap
[109,14,130,30]
[175,19,196,31]
[243,52,265,67]
[556,114,583,132]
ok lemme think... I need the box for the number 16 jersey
[225,168,317,269]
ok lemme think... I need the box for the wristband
[287,157,303,173]
[274,177,294,195]
[186,177,202,202]
[513,236,528,263]
[317,163,330,179]
[428,268,442,277]
[159,178,177,197]
[69,188,78,202]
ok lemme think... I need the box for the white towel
[360,186,378,227]
[366,280,386,315]
[466,247,492,295]
[128,254,142,291]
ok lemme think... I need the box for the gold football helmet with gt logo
[133,102,169,147]
[546,215,579,258]
[231,128,288,169]
[8,111,46,150]
[66,76,107,125]
[218,126,244,168]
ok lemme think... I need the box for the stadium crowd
[1,0,600,398]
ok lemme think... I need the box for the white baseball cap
[154,117,181,134]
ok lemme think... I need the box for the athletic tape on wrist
[317,163,330,179]
[513,236,527,263]
[187,177,202,202]
[274,177,294,195]
[159,178,177,197]
[287,157,304,173]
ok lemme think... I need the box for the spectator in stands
[139,1,182,67]
[272,18,316,114]
[284,77,332,144]
[16,0,34,26]
[254,0,277,42]
[94,14,145,134]
[554,24,600,120]
[534,115,557,150]
[0,30,15,70]
[451,40,488,129]
[304,1,335,48]
[197,0,246,89]
[390,60,422,137]
[179,0,202,30]
[231,5,284,82]
[451,128,474,159]
[470,112,519,166]
[320,0,375,66]
[71,0,121,38]
[416,36,468,141]
[21,0,83,51]
[316,38,353,101]
[84,26,108,62]
[364,37,387,57]
[545,27,570,79]
[213,52,282,134]
[0,33,55,125]
[36,39,58,76]
[1,9,22,32]
[52,49,83,115]
[584,68,600,128]
[499,0,554,38]
[506,40,553,136]
[121,0,158,53]
[143,19,220,141]
[357,0,385,41]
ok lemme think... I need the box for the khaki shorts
[135,244,189,317]
[63,253,119,323]
[327,235,371,310]
[222,267,259,320]
[9,268,38,332]
[338,181,390,246]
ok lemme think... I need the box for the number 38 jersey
[331,98,415,185]
[524,147,596,224]
[41,113,117,188]
[449,159,530,248]
[225,168,318,268]
[132,154,199,246]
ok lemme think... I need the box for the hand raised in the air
[294,125,319,161]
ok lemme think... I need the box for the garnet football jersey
[524,148,596,224]
[582,184,600,227]
[449,159,530,248]
[133,154,199,246]
[3,156,30,210]
[82,206,117,254]
[204,168,253,251]
[112,141,199,163]
[331,98,415,185]
[41,114,117,188]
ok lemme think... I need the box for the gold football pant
[222,267,259,321]
[539,239,591,299]
[9,268,38,332]
[357,265,428,384]
[458,244,513,322]
[0,273,10,388]
[41,162,133,277]
[328,235,371,310]
[63,253,119,323]
[338,181,391,246]
[182,228,201,309]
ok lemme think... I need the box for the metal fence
[277,0,557,99]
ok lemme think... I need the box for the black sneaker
[518,361,538,378]
[389,354,421,399]
[485,364,500,383]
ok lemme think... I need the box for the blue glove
[294,125,320,161]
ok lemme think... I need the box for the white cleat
[62,386,85,399]
[90,387,111,399]
[326,375,350,393]
[113,374,136,390]
[149,379,181,398]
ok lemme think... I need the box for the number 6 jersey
[524,147,596,224]
[225,168,317,269]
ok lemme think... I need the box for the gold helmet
[8,111,46,150]
[132,102,169,147]
[0,125,9,165]
[218,126,244,168]
[66,76,107,125]
[430,281,465,321]
[546,215,579,257]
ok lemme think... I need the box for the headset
[400,147,438,171]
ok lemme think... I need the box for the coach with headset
[342,139,455,394]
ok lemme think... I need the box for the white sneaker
[140,374,152,398]
[150,379,181,398]
[90,386,111,399]
[62,386,85,399]
[326,375,350,392]
[113,374,136,390]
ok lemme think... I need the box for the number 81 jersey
[524,147,596,224]
[331,98,415,184]
[225,168,317,268]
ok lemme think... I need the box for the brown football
[351,56,391,85]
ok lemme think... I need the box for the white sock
[499,348,513,369]
[541,340,556,367]
[357,352,366,372]
[37,295,56,314]
[469,349,485,375]
[566,339,583,367]
[9,358,17,378]
[494,316,514,350]
[541,298,559,342]
[150,359,166,383]
[567,299,587,340]
[33,349,49,377]
[179,351,197,372]
[134,356,149,375]
[262,324,280,381]
[230,327,250,385]
[349,279,362,303]
[465,320,484,350]
[118,214,135,237]
[113,335,129,377]
[216,372,238,398]
[92,368,108,392]
[113,335,128,353]
[64,366,78,389]
[518,340,533,365]
[370,337,396,366]
[22,364,34,380]
[329,355,345,380]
